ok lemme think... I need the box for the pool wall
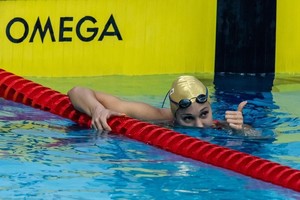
[0,0,299,77]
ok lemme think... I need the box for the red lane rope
[0,68,299,192]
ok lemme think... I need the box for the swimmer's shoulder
[159,108,173,120]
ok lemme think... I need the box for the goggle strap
[161,89,170,108]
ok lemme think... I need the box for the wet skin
[175,101,213,128]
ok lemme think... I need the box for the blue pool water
[0,74,299,199]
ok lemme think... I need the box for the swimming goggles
[161,87,208,108]
[169,87,208,108]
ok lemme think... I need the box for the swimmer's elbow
[67,86,83,97]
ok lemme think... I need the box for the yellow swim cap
[169,75,209,115]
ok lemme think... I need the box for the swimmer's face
[174,101,213,128]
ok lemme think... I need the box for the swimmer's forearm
[67,86,104,116]
[68,86,172,121]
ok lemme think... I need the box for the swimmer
[68,75,249,132]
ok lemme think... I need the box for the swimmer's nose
[194,118,204,128]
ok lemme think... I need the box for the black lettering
[6,17,29,43]
[76,16,98,42]
[59,17,73,42]
[99,14,122,41]
[29,17,56,43]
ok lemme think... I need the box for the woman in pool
[68,75,247,131]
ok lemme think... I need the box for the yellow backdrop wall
[276,0,300,73]
[0,0,217,77]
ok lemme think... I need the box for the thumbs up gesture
[225,101,247,130]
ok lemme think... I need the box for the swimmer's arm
[68,86,103,116]
[222,101,261,136]
[68,86,172,130]
[95,91,172,121]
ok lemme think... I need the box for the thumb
[237,101,247,112]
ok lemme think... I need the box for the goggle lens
[196,94,207,104]
[178,99,192,108]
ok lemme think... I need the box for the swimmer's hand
[225,101,247,130]
[91,105,125,131]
